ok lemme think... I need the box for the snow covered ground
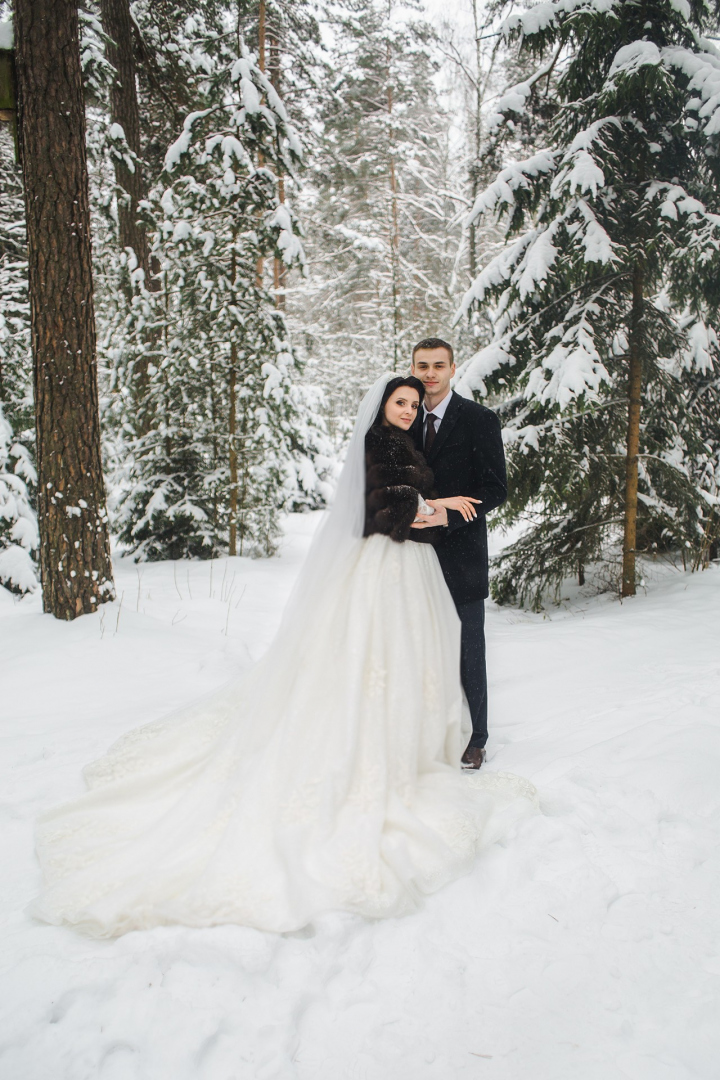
[1,513,719,1080]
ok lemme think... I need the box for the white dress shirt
[423,389,452,434]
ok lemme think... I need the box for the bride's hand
[427,496,481,522]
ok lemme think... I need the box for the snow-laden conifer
[455,0,720,606]
[296,0,466,417]
[0,127,37,594]
[0,402,37,594]
[109,24,333,559]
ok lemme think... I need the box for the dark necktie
[425,412,438,453]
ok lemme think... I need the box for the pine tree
[96,0,162,437]
[0,400,37,593]
[455,0,720,607]
[236,0,323,310]
[0,122,37,594]
[111,22,332,560]
[0,125,31,442]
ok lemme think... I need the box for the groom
[409,338,507,769]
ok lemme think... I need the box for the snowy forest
[1,0,720,617]
[3,3,720,1076]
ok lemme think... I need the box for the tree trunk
[100,0,150,282]
[386,37,401,371]
[621,262,644,598]
[14,0,115,619]
[228,238,240,557]
[269,31,286,310]
[228,341,238,556]
[255,0,266,289]
[273,173,286,309]
[100,0,158,434]
[468,0,483,280]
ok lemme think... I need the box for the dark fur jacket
[364,423,437,543]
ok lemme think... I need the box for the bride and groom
[31,338,535,937]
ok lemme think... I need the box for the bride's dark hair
[372,375,425,428]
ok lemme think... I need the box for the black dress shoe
[461,746,486,770]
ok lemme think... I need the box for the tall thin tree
[100,0,152,286]
[13,0,115,619]
[100,0,159,435]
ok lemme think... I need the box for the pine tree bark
[14,0,115,619]
[255,0,266,289]
[100,0,158,435]
[228,237,239,557]
[621,262,644,598]
[100,0,150,282]
[228,341,238,557]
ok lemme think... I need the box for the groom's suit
[409,391,507,749]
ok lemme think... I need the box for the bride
[31,373,535,937]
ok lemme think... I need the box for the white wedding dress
[31,376,536,938]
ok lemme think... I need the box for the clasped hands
[411,496,482,529]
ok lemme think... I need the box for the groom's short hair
[412,337,454,365]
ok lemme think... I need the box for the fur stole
[363,423,436,542]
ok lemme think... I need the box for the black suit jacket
[409,391,507,604]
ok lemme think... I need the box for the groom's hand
[411,506,448,529]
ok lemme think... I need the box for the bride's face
[383,387,421,430]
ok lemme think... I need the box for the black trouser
[457,598,487,749]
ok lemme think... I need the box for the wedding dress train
[31,533,535,937]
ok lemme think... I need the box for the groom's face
[411,348,455,401]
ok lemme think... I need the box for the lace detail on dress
[279,779,323,825]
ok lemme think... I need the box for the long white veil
[266,370,396,654]
[79,371,398,785]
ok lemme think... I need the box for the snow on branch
[573,199,615,263]
[164,111,212,172]
[465,151,557,228]
[608,39,662,81]
[268,204,306,267]
[517,224,560,299]
[525,304,611,407]
[550,118,619,199]
[455,231,536,321]
[454,339,516,398]
[231,56,262,115]
[645,180,720,264]
[501,0,620,40]
[663,41,720,136]
[680,317,718,373]
[486,54,561,132]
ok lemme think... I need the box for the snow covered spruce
[0,128,37,595]
[97,16,331,560]
[454,0,720,608]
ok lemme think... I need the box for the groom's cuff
[445,508,468,535]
